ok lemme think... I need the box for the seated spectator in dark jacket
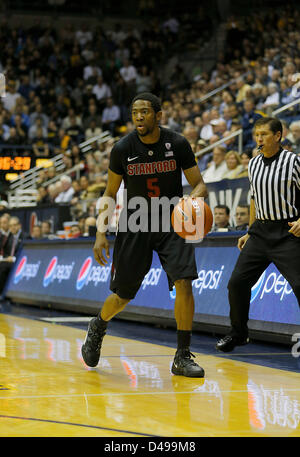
[66,115,84,143]
[211,205,235,231]
[0,216,24,294]
[41,221,52,239]
[235,204,250,231]
[36,186,51,205]
[241,98,262,148]
[31,127,50,157]
[0,214,10,258]
[30,225,43,240]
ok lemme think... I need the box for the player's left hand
[288,220,300,237]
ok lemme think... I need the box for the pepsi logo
[250,271,266,303]
[76,257,93,290]
[43,256,58,287]
[13,256,27,284]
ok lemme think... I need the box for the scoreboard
[0,156,54,184]
[0,156,32,171]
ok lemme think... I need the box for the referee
[216,117,300,352]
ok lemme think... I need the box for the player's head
[131,92,162,137]
[254,117,282,150]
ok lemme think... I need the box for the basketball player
[82,92,208,377]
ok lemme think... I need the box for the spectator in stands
[65,115,84,143]
[3,80,21,113]
[120,58,137,85]
[28,117,48,141]
[241,98,262,148]
[280,120,293,149]
[31,127,50,157]
[83,216,96,236]
[261,82,280,115]
[0,201,8,214]
[41,221,52,238]
[47,166,57,181]
[0,216,23,294]
[202,146,228,183]
[82,103,102,131]
[200,111,213,141]
[223,150,243,179]
[70,180,82,206]
[236,149,251,178]
[234,204,250,231]
[92,75,112,108]
[30,225,43,239]
[87,200,97,217]
[228,103,242,125]
[83,60,102,82]
[29,103,49,128]
[235,76,252,103]
[5,126,24,146]
[183,125,199,144]
[0,114,10,142]
[75,214,85,232]
[70,224,82,238]
[289,120,300,155]
[251,83,265,109]
[13,113,28,143]
[46,120,59,149]
[36,185,51,205]
[85,119,102,140]
[211,205,234,231]
[101,97,121,135]
[54,175,75,203]
[62,108,82,130]
[18,75,35,101]
[136,65,153,93]
[79,175,90,199]
[47,183,59,204]
[58,128,71,152]
[0,214,10,258]
[61,154,77,180]
[5,216,23,259]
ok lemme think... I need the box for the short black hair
[214,204,230,215]
[254,116,282,140]
[131,92,162,113]
[236,204,250,213]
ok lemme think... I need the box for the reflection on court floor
[0,314,300,437]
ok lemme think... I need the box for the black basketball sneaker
[171,348,205,377]
[81,317,106,367]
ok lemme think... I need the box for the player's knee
[174,279,192,296]
[227,274,244,292]
[291,283,300,302]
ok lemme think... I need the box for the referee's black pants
[228,219,300,338]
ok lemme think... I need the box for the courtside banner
[4,239,299,328]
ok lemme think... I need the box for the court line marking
[40,317,93,322]
[1,387,300,400]
[0,414,158,437]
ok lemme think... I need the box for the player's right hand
[237,233,250,251]
[93,232,110,266]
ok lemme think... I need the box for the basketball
[171,197,213,241]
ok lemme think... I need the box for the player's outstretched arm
[183,165,208,199]
[94,169,123,266]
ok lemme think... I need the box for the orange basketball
[171,197,213,241]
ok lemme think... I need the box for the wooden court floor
[1,313,300,437]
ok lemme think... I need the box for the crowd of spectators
[1,5,300,241]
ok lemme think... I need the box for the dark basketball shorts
[109,223,198,300]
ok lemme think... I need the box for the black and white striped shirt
[248,148,300,220]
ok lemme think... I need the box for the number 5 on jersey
[147,178,160,197]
